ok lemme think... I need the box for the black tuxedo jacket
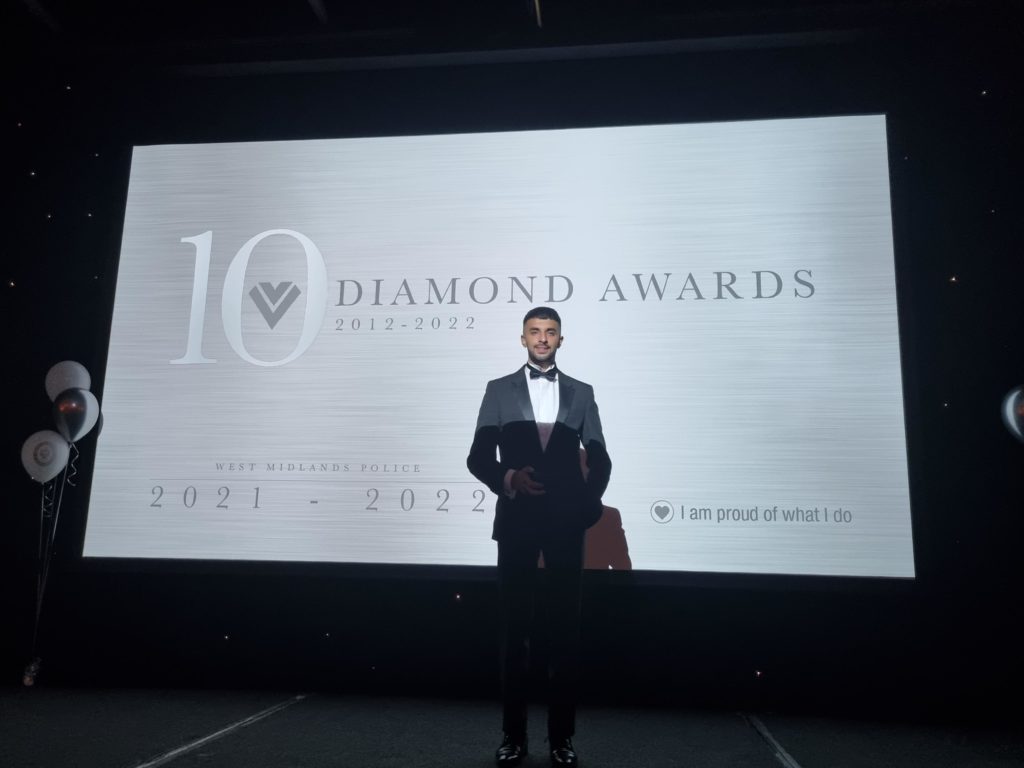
[467,366,612,541]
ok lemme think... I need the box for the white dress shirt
[503,363,559,496]
[525,362,559,436]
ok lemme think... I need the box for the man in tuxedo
[467,306,612,768]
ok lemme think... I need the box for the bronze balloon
[52,388,100,443]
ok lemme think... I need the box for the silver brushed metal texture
[86,115,913,577]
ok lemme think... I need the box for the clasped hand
[511,466,545,496]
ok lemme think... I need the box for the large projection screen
[86,115,915,577]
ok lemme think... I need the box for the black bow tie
[529,367,557,381]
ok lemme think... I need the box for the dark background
[2,0,1021,719]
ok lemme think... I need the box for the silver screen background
[85,115,915,577]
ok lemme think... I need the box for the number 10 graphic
[171,229,328,367]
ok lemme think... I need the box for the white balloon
[45,361,91,402]
[20,430,70,483]
[1002,386,1024,444]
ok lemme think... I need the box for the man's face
[521,317,562,368]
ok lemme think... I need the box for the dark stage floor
[1,689,1022,768]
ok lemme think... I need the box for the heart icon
[650,500,674,523]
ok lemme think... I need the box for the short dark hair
[523,306,561,327]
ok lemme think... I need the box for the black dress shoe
[495,733,528,766]
[549,737,578,767]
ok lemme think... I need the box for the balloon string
[66,443,79,487]
[46,457,70,570]
[36,482,49,591]
[33,460,70,658]
[41,478,56,519]
[32,480,56,654]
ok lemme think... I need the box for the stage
[4,3,1024,768]
[2,688,1021,768]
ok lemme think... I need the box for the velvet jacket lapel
[557,373,575,425]
[511,368,535,424]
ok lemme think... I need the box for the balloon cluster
[20,361,102,483]
[19,361,103,688]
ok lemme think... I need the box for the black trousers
[497,525,585,741]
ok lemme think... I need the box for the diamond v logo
[249,281,302,329]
